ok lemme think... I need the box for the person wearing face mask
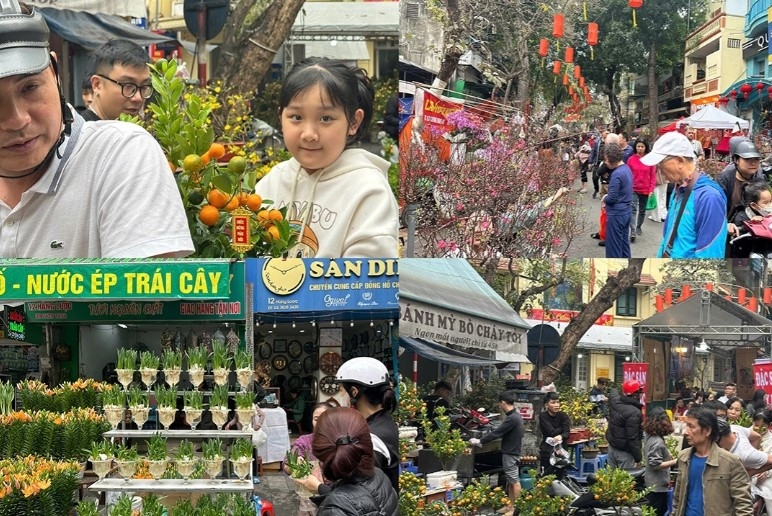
[717,139,765,221]
[728,179,772,258]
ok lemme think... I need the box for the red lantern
[767,85,772,100]
[569,85,574,96]
[565,47,574,64]
[579,77,585,88]
[574,65,581,79]
[757,82,765,92]
[587,22,599,45]
[718,96,729,104]
[740,83,753,99]
[553,60,562,75]
[553,14,565,38]
[730,89,738,99]
[539,38,549,57]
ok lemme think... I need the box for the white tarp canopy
[676,105,750,130]
[26,0,144,18]
[291,1,398,37]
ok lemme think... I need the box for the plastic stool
[597,453,608,469]
[578,456,602,476]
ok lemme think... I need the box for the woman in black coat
[310,407,398,516]
[538,391,571,473]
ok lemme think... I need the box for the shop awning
[27,0,145,18]
[525,319,633,353]
[400,259,530,354]
[40,8,175,52]
[399,336,509,367]
[301,41,370,61]
[291,1,398,38]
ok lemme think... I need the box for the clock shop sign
[400,300,527,353]
[246,258,399,313]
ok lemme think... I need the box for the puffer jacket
[318,468,398,516]
[605,389,643,462]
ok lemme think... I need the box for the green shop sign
[0,260,231,301]
[21,262,245,322]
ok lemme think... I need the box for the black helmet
[0,0,51,80]
[733,140,762,160]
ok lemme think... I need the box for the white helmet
[336,357,389,386]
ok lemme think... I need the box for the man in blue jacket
[641,132,727,258]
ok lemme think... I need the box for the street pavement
[254,471,300,514]
[561,181,663,258]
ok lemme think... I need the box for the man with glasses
[0,1,193,257]
[82,39,153,122]
[641,131,727,258]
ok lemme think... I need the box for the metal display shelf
[89,479,254,493]
[103,430,252,439]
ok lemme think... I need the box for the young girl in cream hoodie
[256,58,399,258]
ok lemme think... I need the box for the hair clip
[335,435,359,446]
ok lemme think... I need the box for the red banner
[623,362,649,408]
[527,308,614,326]
[422,90,463,131]
[753,362,772,406]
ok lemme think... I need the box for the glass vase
[212,367,229,386]
[184,408,202,430]
[157,407,176,429]
[236,368,253,392]
[147,459,168,481]
[204,458,223,482]
[115,369,134,391]
[230,458,252,481]
[115,459,137,482]
[210,407,228,429]
[188,367,205,389]
[164,368,181,389]
[130,406,148,428]
[175,458,198,482]
[140,368,158,392]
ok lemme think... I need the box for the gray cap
[0,0,51,80]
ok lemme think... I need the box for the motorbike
[729,213,772,259]
[545,443,648,515]
[450,406,493,438]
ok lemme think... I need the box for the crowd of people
[568,124,772,259]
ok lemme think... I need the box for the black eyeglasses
[96,74,153,99]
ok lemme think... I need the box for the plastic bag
[252,427,268,448]
[646,194,657,211]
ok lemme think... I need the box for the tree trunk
[647,41,659,138]
[541,259,647,384]
[215,0,306,95]
[435,0,463,85]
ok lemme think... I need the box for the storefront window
[615,287,638,317]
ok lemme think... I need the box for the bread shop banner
[245,258,399,313]
[0,259,231,302]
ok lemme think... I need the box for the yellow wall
[590,354,616,384]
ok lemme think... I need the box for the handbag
[252,427,268,448]
[661,181,695,258]
[646,194,657,211]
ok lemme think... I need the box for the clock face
[320,375,340,395]
[272,355,288,371]
[319,352,342,375]
[261,258,307,296]
[288,340,303,358]
[288,359,302,375]
[258,343,272,359]
[303,355,318,373]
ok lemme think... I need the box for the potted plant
[211,341,231,386]
[115,348,137,390]
[141,494,166,516]
[75,499,100,516]
[175,439,198,481]
[146,433,169,480]
[101,386,125,429]
[186,346,209,389]
[209,384,230,429]
[114,443,139,481]
[229,437,253,481]
[154,385,178,429]
[110,494,135,516]
[590,467,648,508]
[234,391,254,428]
[183,390,204,429]
[233,350,253,391]
[513,474,573,516]
[421,406,468,472]
[87,440,115,480]
[161,349,183,388]
[139,351,160,391]
[285,448,315,497]
[127,386,148,428]
[202,438,224,481]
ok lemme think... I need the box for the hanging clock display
[272,355,288,371]
[258,343,272,360]
[319,352,343,375]
[304,376,318,399]
[288,340,303,358]
[288,359,302,375]
[303,341,317,354]
[303,355,318,373]
[320,375,340,395]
